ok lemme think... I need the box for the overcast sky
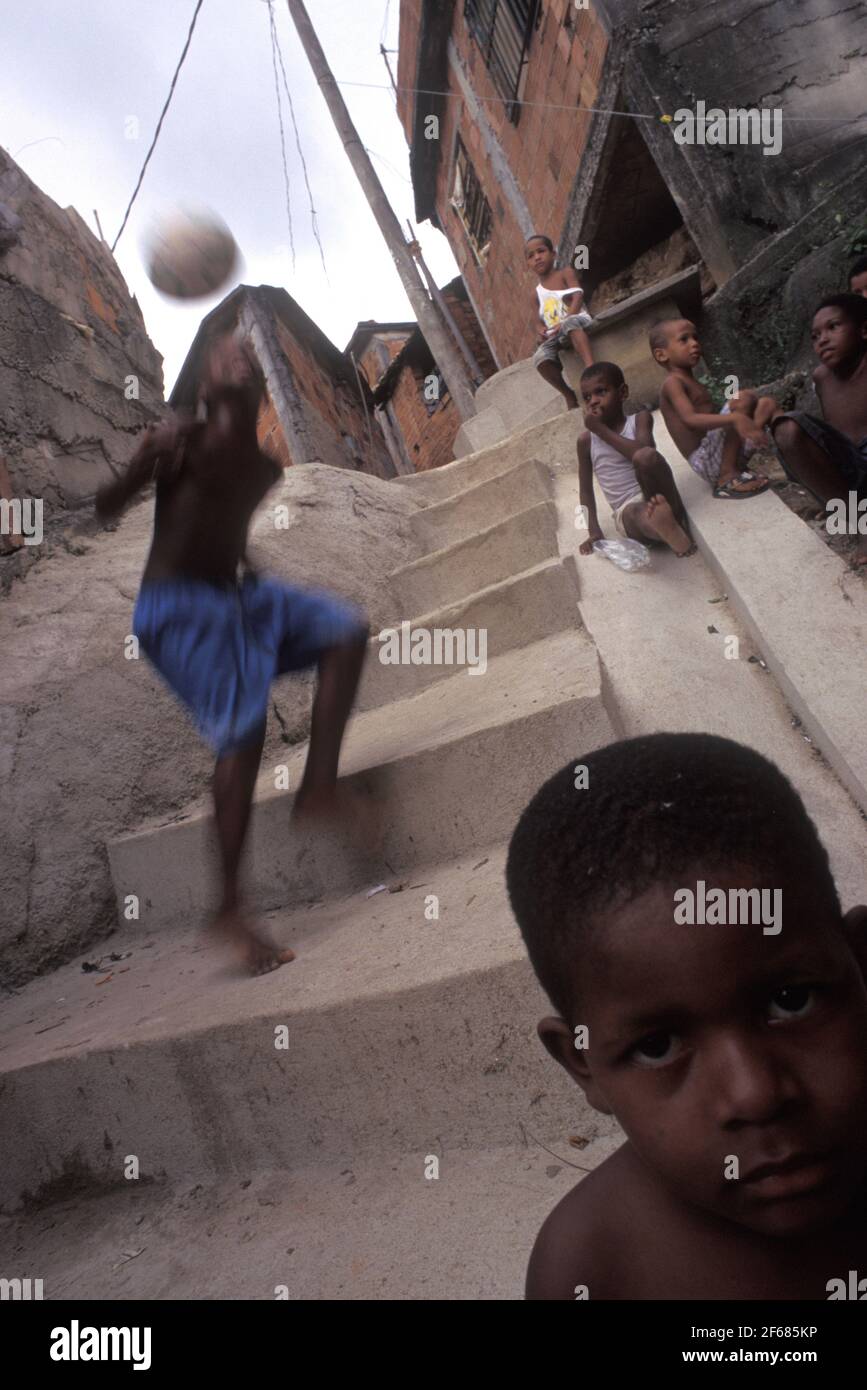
[3,0,459,393]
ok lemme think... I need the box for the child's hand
[733,413,767,449]
[579,526,603,555]
[583,412,603,434]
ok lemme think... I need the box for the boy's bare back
[659,373,718,459]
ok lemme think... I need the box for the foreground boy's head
[526,234,555,276]
[579,362,627,425]
[649,318,702,372]
[811,294,867,371]
[200,330,265,416]
[506,733,867,1239]
[849,256,867,299]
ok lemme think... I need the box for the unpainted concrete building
[0,146,164,585]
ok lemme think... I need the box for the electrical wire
[111,0,206,252]
[268,1,329,281]
[266,0,296,269]
[331,77,861,127]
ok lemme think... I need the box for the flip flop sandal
[713,471,770,500]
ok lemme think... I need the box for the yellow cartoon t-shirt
[537,283,583,330]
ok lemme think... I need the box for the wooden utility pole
[284,0,477,422]
[407,219,485,386]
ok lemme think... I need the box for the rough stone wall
[599,0,867,274]
[419,0,608,366]
[1,464,422,990]
[0,148,164,587]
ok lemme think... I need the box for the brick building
[398,0,610,369]
[173,277,495,478]
[397,0,867,392]
[350,278,497,473]
[171,284,395,479]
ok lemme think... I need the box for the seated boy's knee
[633,447,660,473]
[771,418,803,452]
[730,389,758,412]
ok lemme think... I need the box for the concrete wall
[597,0,867,276]
[0,464,421,990]
[0,148,164,585]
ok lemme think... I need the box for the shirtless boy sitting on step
[651,318,776,499]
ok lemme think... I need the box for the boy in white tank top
[527,234,594,409]
[576,362,696,559]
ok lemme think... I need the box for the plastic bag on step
[592,538,651,572]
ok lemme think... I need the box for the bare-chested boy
[528,234,593,408]
[576,361,695,559]
[507,733,867,1300]
[771,294,867,569]
[651,318,775,499]
[849,257,867,299]
[95,331,369,974]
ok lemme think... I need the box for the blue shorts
[133,574,368,757]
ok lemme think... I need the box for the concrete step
[410,457,553,552]
[1,1143,623,1299]
[393,410,581,506]
[453,404,507,459]
[0,844,620,1213]
[474,356,548,416]
[105,630,613,932]
[358,555,581,712]
[473,356,565,434]
[389,501,560,618]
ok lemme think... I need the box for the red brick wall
[397,0,424,142]
[402,0,608,368]
[261,318,390,476]
[379,288,497,472]
[389,362,460,472]
[357,330,413,389]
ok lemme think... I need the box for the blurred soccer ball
[142,206,239,299]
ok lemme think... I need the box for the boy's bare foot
[212,907,296,976]
[644,495,697,557]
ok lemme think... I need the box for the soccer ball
[142,206,239,299]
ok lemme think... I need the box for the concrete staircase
[0,420,621,1298]
[4,355,866,1300]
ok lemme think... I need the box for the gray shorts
[532,312,593,366]
[772,411,867,500]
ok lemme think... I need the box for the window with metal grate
[463,0,540,123]
[451,136,493,261]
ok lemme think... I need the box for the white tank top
[589,415,644,512]
[537,282,588,329]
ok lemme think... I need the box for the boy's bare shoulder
[526,1144,638,1300]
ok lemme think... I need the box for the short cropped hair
[815,292,867,329]
[526,234,554,252]
[849,255,867,283]
[506,733,839,1020]
[649,319,677,352]
[580,361,625,389]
